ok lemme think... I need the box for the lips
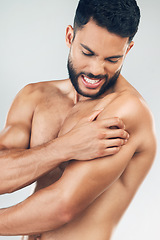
[81,75,103,89]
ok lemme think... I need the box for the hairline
[73,19,133,44]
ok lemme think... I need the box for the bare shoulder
[101,90,157,188]
[99,89,156,170]
[16,80,62,103]
[102,90,156,147]
[6,80,67,125]
[118,92,156,152]
[0,80,70,149]
[3,80,64,135]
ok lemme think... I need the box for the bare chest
[58,95,116,137]
[30,91,117,146]
[31,94,117,188]
[30,96,73,147]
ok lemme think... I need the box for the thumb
[88,108,104,122]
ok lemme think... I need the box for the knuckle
[96,131,101,139]
[105,132,108,138]
[121,139,125,145]
[95,127,105,138]
[99,141,105,150]
[125,131,129,139]
[114,117,124,129]
[98,131,106,139]
[119,129,125,137]
[96,148,102,157]
[117,139,123,146]
[114,117,121,124]
[97,142,105,156]
[98,150,104,157]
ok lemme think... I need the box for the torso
[24,78,150,240]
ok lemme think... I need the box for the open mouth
[81,75,103,89]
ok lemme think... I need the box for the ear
[65,25,74,48]
[125,41,134,55]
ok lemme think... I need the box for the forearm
[0,136,71,194]
[0,184,66,236]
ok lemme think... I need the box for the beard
[67,55,121,99]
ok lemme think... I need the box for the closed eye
[107,58,119,63]
[82,51,94,57]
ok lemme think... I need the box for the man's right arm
[0,121,71,194]
[0,84,69,193]
[0,114,128,194]
[0,84,129,194]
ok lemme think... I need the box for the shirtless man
[0,0,156,239]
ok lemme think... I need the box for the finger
[102,146,121,157]
[88,109,104,122]
[105,128,129,139]
[100,117,125,129]
[103,138,127,148]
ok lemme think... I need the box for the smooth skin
[0,20,156,240]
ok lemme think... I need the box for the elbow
[51,195,78,227]
[41,199,76,231]
[54,190,87,226]
[37,186,83,232]
[59,211,74,226]
[58,201,76,225]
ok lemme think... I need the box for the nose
[88,58,106,77]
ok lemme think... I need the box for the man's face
[66,20,133,98]
[67,56,121,98]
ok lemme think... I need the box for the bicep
[0,123,30,150]
[0,85,34,150]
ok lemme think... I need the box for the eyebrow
[80,43,124,60]
[81,43,95,55]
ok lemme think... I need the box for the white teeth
[83,76,101,84]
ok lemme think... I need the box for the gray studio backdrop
[0,1,159,239]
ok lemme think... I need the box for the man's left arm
[0,98,156,236]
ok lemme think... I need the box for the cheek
[71,49,87,71]
[106,60,124,75]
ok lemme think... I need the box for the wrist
[49,136,72,163]
[58,133,75,161]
